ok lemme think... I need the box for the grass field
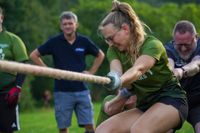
[18,103,194,133]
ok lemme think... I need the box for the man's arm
[168,58,184,80]
[182,55,200,77]
[30,49,47,67]
[168,56,200,79]
[86,49,105,74]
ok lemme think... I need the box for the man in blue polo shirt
[30,11,105,133]
[165,20,200,133]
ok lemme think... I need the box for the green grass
[18,103,194,133]
[18,103,101,133]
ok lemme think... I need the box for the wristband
[119,88,133,99]
[16,85,22,89]
[181,67,187,77]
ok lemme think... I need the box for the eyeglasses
[174,38,194,49]
[175,43,191,49]
[104,29,120,44]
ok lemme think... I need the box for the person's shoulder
[145,35,158,40]
[143,35,163,48]
[197,38,200,45]
[145,35,162,44]
[195,38,200,51]
[165,40,174,49]
[4,30,22,39]
[51,33,63,39]
[47,33,64,42]
[76,33,91,41]
[76,33,97,47]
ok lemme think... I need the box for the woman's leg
[95,108,143,133]
[130,102,180,133]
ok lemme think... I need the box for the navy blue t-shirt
[165,38,200,107]
[38,33,99,92]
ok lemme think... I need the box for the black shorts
[0,92,20,132]
[159,97,188,130]
[187,105,200,127]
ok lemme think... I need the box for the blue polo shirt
[38,33,99,92]
[165,38,200,106]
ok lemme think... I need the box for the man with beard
[165,20,200,133]
[30,11,105,133]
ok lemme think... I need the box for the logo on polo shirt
[75,48,85,52]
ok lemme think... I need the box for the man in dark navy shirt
[30,11,104,133]
[165,20,200,133]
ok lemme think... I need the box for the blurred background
[0,0,200,111]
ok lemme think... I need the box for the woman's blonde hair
[99,0,146,62]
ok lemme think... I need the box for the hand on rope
[182,61,200,77]
[104,71,121,91]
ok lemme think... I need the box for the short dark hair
[59,11,78,22]
[173,20,196,36]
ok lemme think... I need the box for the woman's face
[101,23,130,51]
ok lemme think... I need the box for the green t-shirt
[0,29,28,89]
[107,36,186,110]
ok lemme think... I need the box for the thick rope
[0,60,111,85]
